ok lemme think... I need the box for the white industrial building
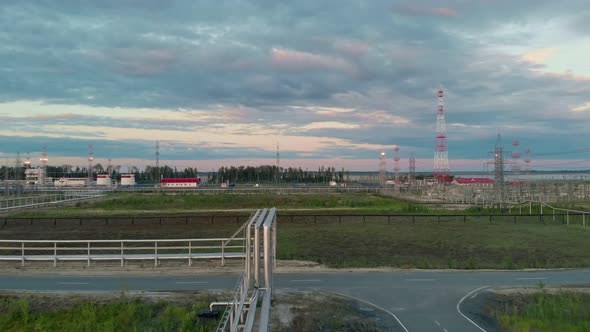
[96,174,111,186]
[120,174,136,186]
[54,178,89,187]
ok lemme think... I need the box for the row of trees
[1,164,350,184]
[209,165,349,184]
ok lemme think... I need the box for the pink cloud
[396,5,458,17]
[110,48,177,75]
[333,40,370,57]
[271,48,357,75]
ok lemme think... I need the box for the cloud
[522,48,557,64]
[271,48,358,76]
[570,102,590,112]
[396,5,458,17]
[0,1,589,170]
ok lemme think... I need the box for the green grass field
[0,297,218,332]
[277,221,590,269]
[3,193,590,269]
[491,291,590,332]
[6,192,432,217]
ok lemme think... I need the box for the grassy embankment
[0,297,218,332]
[3,193,590,269]
[491,290,590,331]
[5,192,433,217]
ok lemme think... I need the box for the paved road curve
[1,269,588,331]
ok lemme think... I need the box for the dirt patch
[271,289,396,331]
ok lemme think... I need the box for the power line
[533,147,590,156]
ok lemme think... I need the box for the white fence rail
[0,192,106,211]
[0,238,246,267]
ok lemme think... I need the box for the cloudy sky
[1,0,589,172]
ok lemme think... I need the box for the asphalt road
[1,269,588,331]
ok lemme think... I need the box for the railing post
[567,211,570,225]
[121,241,124,267]
[87,242,91,267]
[221,241,225,267]
[53,242,57,268]
[553,209,555,222]
[188,241,192,266]
[21,242,25,267]
[154,241,158,267]
[529,201,532,215]
[584,213,586,228]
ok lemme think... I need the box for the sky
[1,0,589,172]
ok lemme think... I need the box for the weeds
[492,292,590,332]
[0,297,219,332]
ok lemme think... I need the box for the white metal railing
[0,191,105,211]
[213,207,277,332]
[495,199,589,227]
[0,238,245,267]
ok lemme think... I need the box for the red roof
[161,178,201,184]
[454,178,493,184]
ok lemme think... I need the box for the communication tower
[524,148,532,178]
[156,140,160,181]
[379,152,386,186]
[40,146,48,184]
[15,152,21,180]
[409,152,416,187]
[433,88,450,182]
[24,153,31,169]
[88,144,94,180]
[276,141,280,184]
[393,146,400,183]
[511,140,521,183]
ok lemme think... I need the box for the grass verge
[490,289,590,331]
[0,294,219,332]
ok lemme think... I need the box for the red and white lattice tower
[524,148,532,179]
[433,88,450,182]
[409,152,416,186]
[511,140,521,184]
[393,146,400,183]
[379,152,386,186]
[40,145,48,184]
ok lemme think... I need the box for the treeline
[1,164,349,184]
[209,165,348,184]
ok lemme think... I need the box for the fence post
[553,209,555,222]
[121,241,124,267]
[87,242,91,267]
[567,211,569,225]
[21,242,25,267]
[584,214,586,228]
[540,204,543,215]
[154,241,158,267]
[221,241,225,267]
[53,242,57,268]
[188,241,192,266]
